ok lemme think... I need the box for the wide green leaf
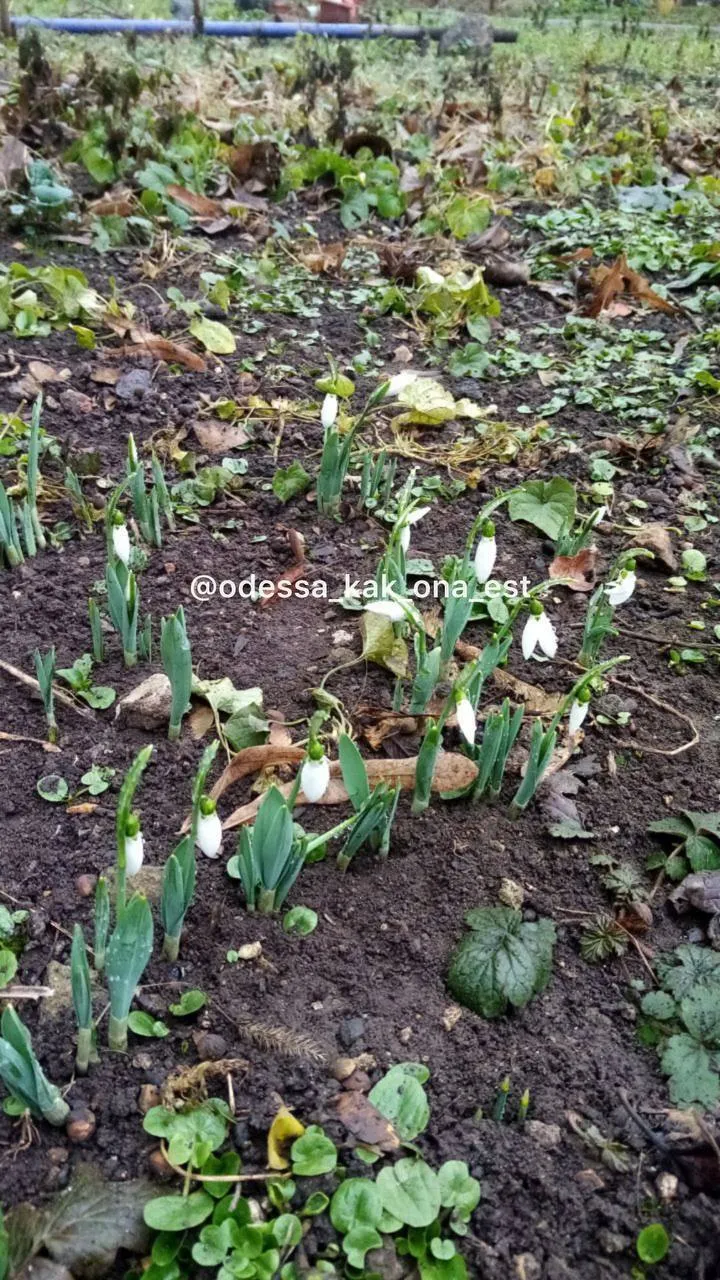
[144,1192,214,1232]
[660,1034,720,1109]
[368,1063,430,1142]
[508,479,576,542]
[189,316,236,354]
[376,1159,440,1228]
[447,907,556,1018]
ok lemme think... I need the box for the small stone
[332,1057,358,1082]
[398,1026,413,1044]
[75,874,97,898]
[48,1146,69,1165]
[66,1107,96,1143]
[332,628,355,646]
[499,878,524,909]
[132,1052,154,1071]
[526,1120,562,1150]
[515,1254,541,1280]
[598,1229,630,1255]
[148,1146,174,1179]
[354,1052,376,1071]
[193,1031,228,1060]
[116,674,171,730]
[576,1168,605,1192]
[60,388,94,414]
[657,1171,678,1202]
[343,1070,371,1092]
[103,863,164,905]
[442,1005,463,1032]
[236,942,262,961]
[338,1016,365,1048]
[138,1084,162,1114]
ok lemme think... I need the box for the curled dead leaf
[549,547,598,592]
[585,254,678,318]
[267,1106,305,1170]
[334,1090,400,1152]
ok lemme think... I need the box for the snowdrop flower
[568,688,591,736]
[387,370,419,397]
[605,561,636,608]
[455,694,476,745]
[112,512,131,567]
[522,601,557,661]
[399,506,431,553]
[196,796,223,859]
[124,814,144,877]
[474,519,497,585]
[300,742,331,802]
[321,394,338,430]
[365,589,421,628]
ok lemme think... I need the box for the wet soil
[0,228,719,1280]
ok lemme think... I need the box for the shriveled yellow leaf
[267,1106,305,1170]
[395,377,457,426]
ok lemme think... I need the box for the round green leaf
[637,1223,670,1264]
[169,989,207,1017]
[128,1011,170,1038]
[0,948,18,990]
[282,907,318,937]
[376,1159,440,1228]
[273,1214,303,1249]
[290,1125,337,1176]
[144,1191,214,1232]
[37,774,69,803]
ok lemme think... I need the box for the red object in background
[318,0,360,21]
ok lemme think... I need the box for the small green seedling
[70,924,93,1074]
[0,1005,69,1125]
[161,606,193,741]
[33,647,57,743]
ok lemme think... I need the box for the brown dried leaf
[0,135,29,189]
[166,184,225,218]
[90,366,120,386]
[88,192,134,217]
[189,704,215,739]
[193,419,251,453]
[492,668,564,717]
[221,751,478,829]
[362,712,418,750]
[297,242,346,275]
[630,522,676,570]
[334,1090,400,1152]
[118,336,205,373]
[586,254,677,317]
[548,547,598,592]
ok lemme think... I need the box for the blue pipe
[11,15,449,38]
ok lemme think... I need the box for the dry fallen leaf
[586,254,677,317]
[221,751,479,829]
[193,419,251,454]
[334,1090,401,1151]
[106,316,206,372]
[548,547,598,592]
[630,522,677,571]
[166,184,226,219]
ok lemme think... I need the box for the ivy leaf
[189,317,236,355]
[368,1063,430,1142]
[447,907,556,1018]
[272,461,310,504]
[508,479,577,541]
[660,1034,720,1109]
[376,1158,440,1228]
[36,775,69,804]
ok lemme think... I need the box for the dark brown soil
[1,230,719,1280]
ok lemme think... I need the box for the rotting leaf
[629,523,677,571]
[189,317,236,356]
[334,1090,401,1152]
[267,1105,305,1171]
[585,253,677,317]
[360,612,408,677]
[6,1167,155,1279]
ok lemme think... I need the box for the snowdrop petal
[125,831,144,877]
[537,610,558,659]
[300,756,330,802]
[321,394,338,430]
[387,371,419,397]
[455,697,476,745]
[474,535,497,585]
[522,614,540,660]
[112,523,131,567]
[365,599,407,623]
[196,810,223,859]
[400,525,411,554]
[606,570,636,608]
[569,699,589,735]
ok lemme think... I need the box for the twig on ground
[0,658,93,719]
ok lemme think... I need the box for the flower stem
[109,1014,128,1052]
